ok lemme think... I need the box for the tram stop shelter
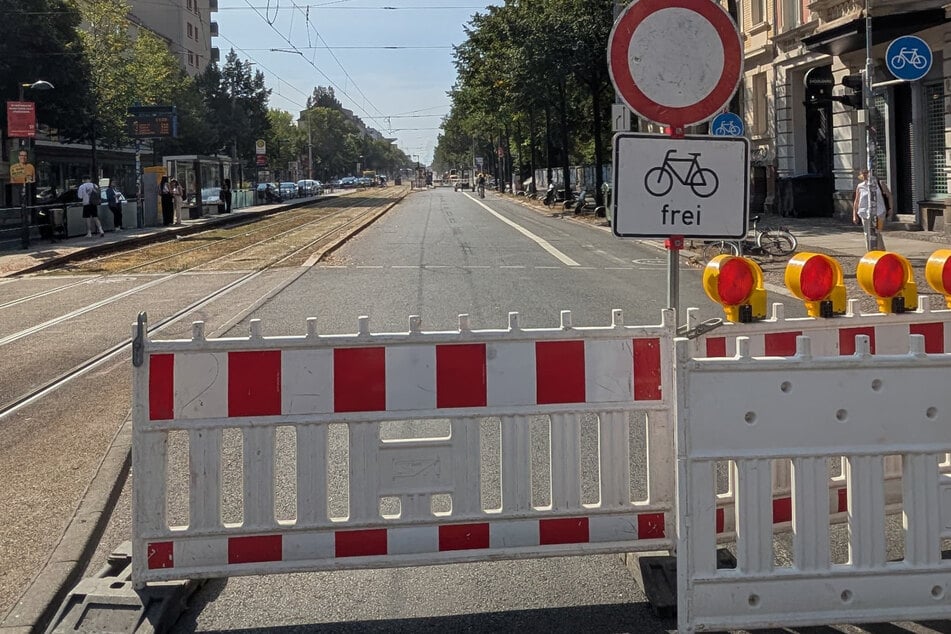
[163,155,240,217]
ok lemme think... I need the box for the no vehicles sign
[612,133,749,239]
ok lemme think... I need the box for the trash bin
[777,174,833,218]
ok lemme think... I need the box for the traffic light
[703,255,767,323]
[838,74,864,109]
[785,253,847,318]
[856,251,918,314]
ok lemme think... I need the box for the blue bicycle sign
[886,35,932,81]
[644,149,719,198]
[710,112,744,137]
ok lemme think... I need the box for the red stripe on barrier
[336,528,388,557]
[436,344,487,408]
[715,508,725,534]
[773,497,792,523]
[334,348,386,412]
[706,337,727,358]
[438,523,490,551]
[149,354,174,421]
[837,488,848,513]
[765,332,801,357]
[637,512,666,539]
[228,534,282,564]
[633,338,662,400]
[539,517,589,545]
[228,351,281,417]
[147,541,174,569]
[910,322,944,353]
[839,327,876,355]
[535,341,585,404]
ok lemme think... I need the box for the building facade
[128,0,219,75]
[737,0,950,225]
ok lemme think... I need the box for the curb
[0,417,132,634]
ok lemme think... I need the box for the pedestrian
[170,178,184,225]
[852,168,890,250]
[160,176,174,226]
[105,178,123,231]
[78,176,104,238]
[221,178,232,213]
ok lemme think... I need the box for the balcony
[208,0,218,11]
[209,21,219,37]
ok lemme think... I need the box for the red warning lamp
[925,249,951,308]
[703,255,767,323]
[784,253,846,318]
[856,251,918,314]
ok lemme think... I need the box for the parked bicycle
[701,215,797,260]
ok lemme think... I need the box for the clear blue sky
[214,1,496,165]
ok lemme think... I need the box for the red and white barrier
[676,333,951,631]
[132,310,677,585]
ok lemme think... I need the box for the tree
[266,109,303,181]
[218,50,272,164]
[0,0,93,142]
[307,86,342,110]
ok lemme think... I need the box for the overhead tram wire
[240,0,391,132]
[217,34,312,110]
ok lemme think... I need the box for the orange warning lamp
[784,253,846,318]
[856,251,918,314]
[703,255,767,323]
[925,249,951,309]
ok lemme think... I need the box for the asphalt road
[54,189,940,632]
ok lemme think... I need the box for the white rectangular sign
[612,133,749,239]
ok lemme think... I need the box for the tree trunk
[544,104,553,184]
[529,108,538,194]
[591,81,606,206]
[557,77,571,198]
[90,120,98,184]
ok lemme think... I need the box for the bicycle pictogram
[890,47,928,71]
[644,149,719,198]
[714,120,741,136]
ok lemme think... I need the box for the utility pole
[307,114,314,180]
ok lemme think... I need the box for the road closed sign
[612,133,749,239]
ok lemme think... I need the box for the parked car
[296,179,322,197]
[256,182,282,204]
[279,182,298,199]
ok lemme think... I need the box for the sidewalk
[0,196,320,278]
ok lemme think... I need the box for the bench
[917,199,948,232]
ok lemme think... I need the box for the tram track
[0,191,401,421]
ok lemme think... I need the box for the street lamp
[15,80,54,249]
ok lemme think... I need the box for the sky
[214,1,497,166]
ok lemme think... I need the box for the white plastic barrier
[132,310,677,585]
[676,333,951,632]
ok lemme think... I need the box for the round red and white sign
[608,0,742,128]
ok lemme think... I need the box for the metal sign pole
[666,126,685,320]
[864,0,877,251]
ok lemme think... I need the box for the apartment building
[128,0,220,75]
[737,0,950,225]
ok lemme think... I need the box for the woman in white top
[170,179,184,225]
[852,169,891,250]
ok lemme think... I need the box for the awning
[802,9,949,56]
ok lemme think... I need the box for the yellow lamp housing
[702,255,767,323]
[784,253,847,318]
[856,251,918,314]
[925,249,951,309]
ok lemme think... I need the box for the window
[925,83,948,197]
[187,50,194,66]
[783,0,801,31]
[751,0,766,25]
[187,23,193,38]
[752,73,768,136]
[186,0,192,8]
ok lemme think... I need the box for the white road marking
[465,194,580,266]
[500,265,526,269]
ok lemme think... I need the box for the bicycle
[477,183,485,198]
[701,215,797,260]
[644,149,719,198]
[890,47,928,70]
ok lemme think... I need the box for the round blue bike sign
[886,35,932,81]
[711,112,744,137]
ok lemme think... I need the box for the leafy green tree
[300,106,361,180]
[0,0,93,142]
[266,109,304,181]
[217,50,272,165]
